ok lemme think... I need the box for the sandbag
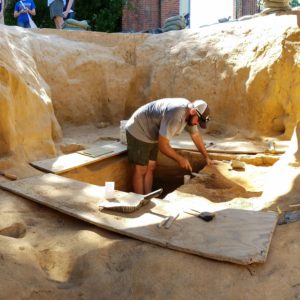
[261,6,291,14]
[265,0,290,2]
[164,15,184,23]
[163,15,186,28]
[63,18,91,30]
[264,0,290,8]
[163,19,186,29]
[162,24,182,32]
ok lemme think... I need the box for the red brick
[122,0,181,32]
[233,0,258,19]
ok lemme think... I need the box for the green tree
[289,0,300,7]
[4,0,129,32]
[75,0,124,32]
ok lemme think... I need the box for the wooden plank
[0,174,278,265]
[77,148,113,158]
[30,142,127,174]
[171,134,288,154]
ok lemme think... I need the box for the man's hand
[178,156,192,172]
[159,135,192,172]
[206,157,217,166]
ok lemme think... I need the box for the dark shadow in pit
[154,152,262,202]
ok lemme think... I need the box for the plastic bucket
[120,120,128,144]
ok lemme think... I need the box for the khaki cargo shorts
[126,131,159,166]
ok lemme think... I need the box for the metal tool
[191,172,201,178]
[157,213,179,229]
[184,209,215,222]
[144,188,163,200]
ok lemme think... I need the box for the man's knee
[147,161,157,172]
[134,165,148,176]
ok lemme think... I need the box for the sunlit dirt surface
[0,125,299,299]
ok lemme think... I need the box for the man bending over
[125,98,214,194]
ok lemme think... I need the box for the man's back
[126,98,190,143]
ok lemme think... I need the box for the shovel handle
[144,188,163,200]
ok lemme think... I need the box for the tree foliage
[289,0,300,7]
[4,0,128,32]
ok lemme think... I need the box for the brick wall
[233,0,258,19]
[161,0,180,26]
[122,0,180,32]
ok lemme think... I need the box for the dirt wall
[1,14,300,163]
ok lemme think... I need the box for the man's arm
[63,0,74,18]
[27,7,36,16]
[14,4,23,18]
[190,131,214,165]
[158,135,192,171]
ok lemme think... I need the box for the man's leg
[54,16,64,29]
[132,164,147,194]
[144,160,157,194]
[50,0,64,29]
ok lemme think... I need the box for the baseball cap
[193,99,210,129]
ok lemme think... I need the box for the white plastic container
[120,120,128,144]
[105,181,115,199]
[184,175,191,184]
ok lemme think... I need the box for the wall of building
[233,0,258,19]
[122,0,182,32]
[180,0,190,16]
[122,0,160,32]
[161,0,180,27]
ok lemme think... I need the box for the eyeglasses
[199,114,210,123]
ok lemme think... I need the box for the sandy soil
[0,125,299,300]
[1,14,300,298]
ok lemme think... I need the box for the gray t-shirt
[125,98,198,143]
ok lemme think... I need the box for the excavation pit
[1,147,280,266]
[30,134,284,202]
[45,149,208,199]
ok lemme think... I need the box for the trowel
[191,172,201,178]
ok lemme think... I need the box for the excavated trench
[58,149,208,198]
[50,125,283,201]
[57,145,276,202]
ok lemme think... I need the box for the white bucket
[120,120,128,144]
[105,181,115,199]
[184,175,191,184]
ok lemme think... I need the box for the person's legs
[49,0,64,29]
[133,160,157,195]
[53,16,63,29]
[132,164,148,194]
[144,160,157,194]
[143,142,158,193]
[126,131,158,194]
